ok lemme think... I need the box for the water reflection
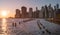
[1,18,7,35]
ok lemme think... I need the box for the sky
[0,0,60,18]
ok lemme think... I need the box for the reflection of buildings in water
[2,18,7,35]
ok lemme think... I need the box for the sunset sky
[0,0,60,18]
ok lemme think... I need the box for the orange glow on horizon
[0,9,15,18]
[1,10,8,18]
[0,10,15,18]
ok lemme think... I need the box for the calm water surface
[0,18,60,35]
[0,18,33,35]
[0,18,21,35]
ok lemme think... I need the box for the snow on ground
[5,19,60,35]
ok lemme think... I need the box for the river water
[0,18,60,35]
[0,18,37,35]
[0,18,24,35]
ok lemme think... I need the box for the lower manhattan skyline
[0,0,60,35]
[0,0,60,18]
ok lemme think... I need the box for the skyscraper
[15,9,21,18]
[40,6,45,18]
[21,6,28,18]
[34,7,40,18]
[29,8,33,18]
[56,3,59,9]
[48,4,54,18]
[45,5,49,18]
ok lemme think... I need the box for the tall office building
[45,5,49,18]
[40,6,45,18]
[29,8,33,18]
[48,4,54,18]
[15,9,21,18]
[56,3,59,9]
[33,7,40,18]
[21,6,28,18]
